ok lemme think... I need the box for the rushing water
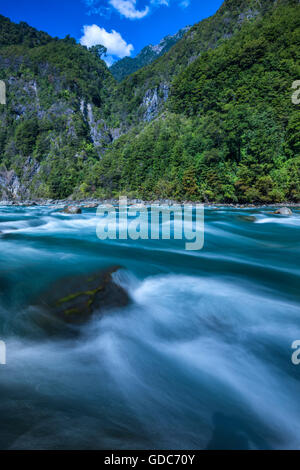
[0,204,299,450]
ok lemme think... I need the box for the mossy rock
[33,266,129,333]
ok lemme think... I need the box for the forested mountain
[110,26,191,82]
[0,14,115,198]
[0,14,52,47]
[111,0,286,123]
[0,0,299,202]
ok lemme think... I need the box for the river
[0,204,299,449]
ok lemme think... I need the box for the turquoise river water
[0,205,299,450]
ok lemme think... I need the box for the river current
[0,205,299,450]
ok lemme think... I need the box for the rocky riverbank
[0,198,299,210]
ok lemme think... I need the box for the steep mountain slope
[0,15,115,199]
[110,0,290,125]
[110,26,191,82]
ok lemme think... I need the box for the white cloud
[150,0,169,6]
[83,0,190,20]
[103,55,116,67]
[109,0,150,19]
[80,24,134,62]
[179,0,190,8]
[150,0,190,9]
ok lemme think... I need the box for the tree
[15,119,39,155]
[90,45,107,59]
[182,167,199,200]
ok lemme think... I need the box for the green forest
[0,0,299,202]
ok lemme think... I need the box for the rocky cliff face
[142,84,169,122]
[0,157,40,200]
[80,100,112,148]
[0,167,20,199]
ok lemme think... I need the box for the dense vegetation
[0,0,299,203]
[110,0,281,120]
[0,15,52,47]
[0,16,114,198]
[80,1,300,203]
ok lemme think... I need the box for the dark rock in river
[273,207,293,216]
[32,266,130,333]
[238,215,257,223]
[63,205,82,214]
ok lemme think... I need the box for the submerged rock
[238,215,257,223]
[32,266,130,333]
[63,206,82,214]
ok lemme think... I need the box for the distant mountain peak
[110,25,191,82]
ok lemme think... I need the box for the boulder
[32,266,130,331]
[273,207,293,216]
[83,203,98,209]
[63,205,82,214]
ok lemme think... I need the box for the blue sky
[0,0,224,65]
